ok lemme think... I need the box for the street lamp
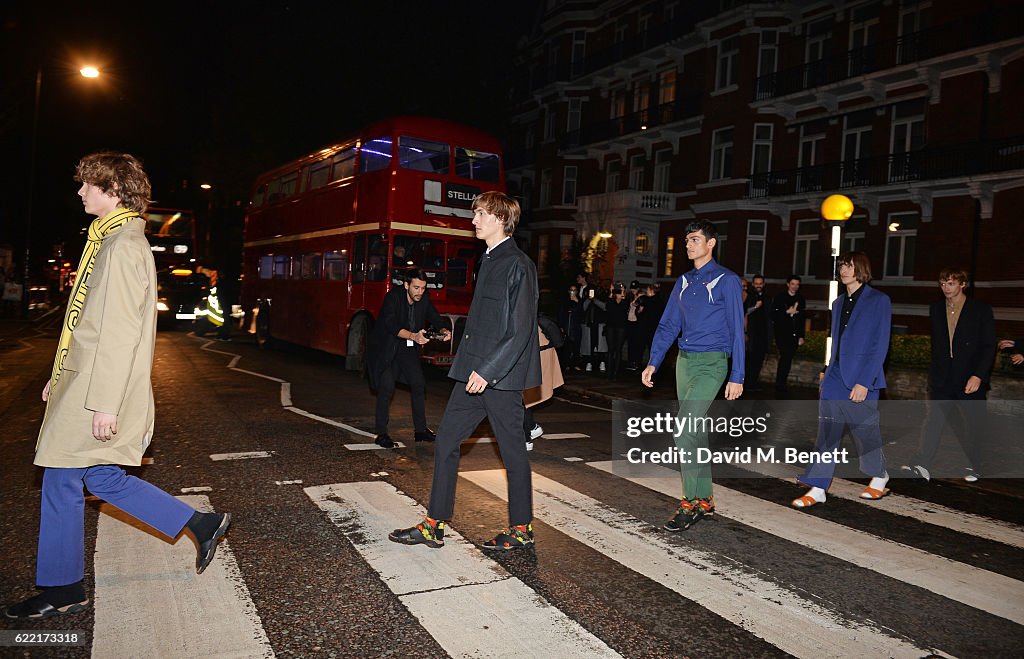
[22,65,102,317]
[820,194,853,366]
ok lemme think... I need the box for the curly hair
[74,151,152,213]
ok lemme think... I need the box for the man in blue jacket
[390,191,541,551]
[792,252,892,508]
[642,220,745,531]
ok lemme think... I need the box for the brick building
[505,0,1024,334]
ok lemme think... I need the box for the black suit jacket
[449,238,541,390]
[772,291,806,341]
[367,285,444,389]
[928,297,996,392]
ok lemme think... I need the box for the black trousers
[626,321,643,367]
[910,385,987,470]
[374,347,427,434]
[606,325,627,377]
[428,386,532,525]
[746,330,770,386]
[775,336,799,390]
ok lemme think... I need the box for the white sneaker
[599,362,606,372]
[585,363,593,372]
[525,441,534,451]
[964,468,980,482]
[530,424,543,440]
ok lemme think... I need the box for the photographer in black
[367,269,451,448]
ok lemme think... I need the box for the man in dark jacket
[367,269,451,448]
[390,191,541,551]
[904,267,996,482]
[744,274,771,390]
[772,275,806,393]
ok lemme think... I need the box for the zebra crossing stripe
[732,461,1024,550]
[461,469,934,659]
[304,481,620,658]
[91,495,273,658]
[587,461,1024,626]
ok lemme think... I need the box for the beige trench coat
[35,219,157,467]
[524,327,564,408]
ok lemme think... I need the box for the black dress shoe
[375,433,396,448]
[196,513,231,574]
[5,593,89,620]
[414,429,436,442]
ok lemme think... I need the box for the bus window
[267,177,283,203]
[301,253,323,279]
[367,234,388,282]
[273,255,290,279]
[455,147,500,182]
[399,137,449,173]
[331,148,356,182]
[393,236,444,271]
[352,235,367,283]
[325,250,348,281]
[280,171,299,197]
[259,255,273,279]
[308,160,331,190]
[360,137,392,174]
[251,184,267,207]
[447,257,468,288]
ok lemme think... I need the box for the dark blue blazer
[825,284,891,391]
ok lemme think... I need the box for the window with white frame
[562,165,578,205]
[842,216,866,255]
[665,1,678,21]
[658,69,676,106]
[634,81,651,124]
[889,100,925,181]
[716,36,740,89]
[544,107,558,141]
[711,221,729,266]
[842,111,873,187]
[751,124,773,175]
[536,234,549,277]
[610,87,626,119]
[615,20,628,44]
[898,2,931,63]
[758,30,778,78]
[567,98,582,133]
[663,235,675,276]
[606,160,621,193]
[793,219,819,277]
[804,17,832,87]
[628,154,645,190]
[571,30,586,77]
[745,220,766,275]
[653,149,672,192]
[848,3,880,76]
[710,127,734,180]
[884,212,918,278]
[539,168,552,207]
[798,123,826,192]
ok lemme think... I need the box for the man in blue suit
[792,252,892,508]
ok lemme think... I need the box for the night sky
[1,0,538,271]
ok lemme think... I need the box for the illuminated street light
[598,231,613,238]
[200,183,212,190]
[23,64,101,316]
[820,194,853,366]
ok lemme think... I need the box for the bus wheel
[255,301,273,349]
[346,315,370,371]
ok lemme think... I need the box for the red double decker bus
[240,116,504,369]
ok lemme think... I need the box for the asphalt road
[1,316,1022,658]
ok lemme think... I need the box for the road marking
[91,495,272,658]
[733,461,1024,550]
[180,486,212,493]
[345,442,407,451]
[539,432,590,440]
[285,405,376,438]
[587,461,1024,626]
[462,469,933,659]
[274,480,303,485]
[304,481,620,658]
[210,451,273,461]
[563,457,584,462]
[553,396,611,412]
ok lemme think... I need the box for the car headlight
[156,300,170,312]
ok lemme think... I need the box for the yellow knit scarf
[50,208,140,386]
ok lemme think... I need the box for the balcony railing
[745,135,1024,198]
[753,7,1022,101]
[561,94,703,151]
[577,190,679,215]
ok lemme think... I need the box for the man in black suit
[745,274,771,390]
[772,275,806,392]
[390,191,541,551]
[904,267,996,482]
[367,269,451,448]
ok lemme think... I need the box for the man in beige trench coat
[5,152,231,620]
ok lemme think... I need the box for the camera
[424,329,448,341]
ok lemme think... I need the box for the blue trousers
[37,465,195,587]
[797,368,887,490]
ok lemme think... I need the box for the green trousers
[674,351,728,500]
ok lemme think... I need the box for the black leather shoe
[196,513,231,574]
[375,433,396,448]
[5,593,89,620]
[414,429,436,442]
